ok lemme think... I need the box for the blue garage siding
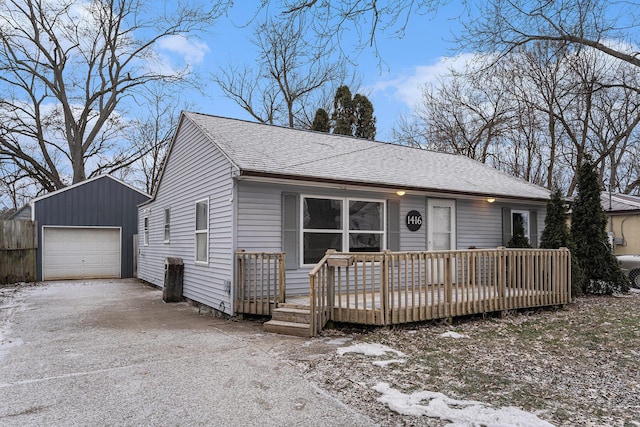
[33,176,150,280]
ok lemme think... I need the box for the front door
[427,199,456,284]
[427,199,456,251]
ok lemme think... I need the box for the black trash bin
[163,257,183,302]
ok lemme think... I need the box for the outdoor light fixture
[487,197,496,203]
[396,190,406,196]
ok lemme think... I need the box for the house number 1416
[406,210,423,232]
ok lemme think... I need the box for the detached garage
[14,175,150,281]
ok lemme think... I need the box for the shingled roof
[183,112,550,201]
[601,193,640,213]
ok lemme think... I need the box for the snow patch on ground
[373,382,554,427]
[372,359,406,367]
[0,286,27,362]
[337,343,406,357]
[440,331,469,339]
[325,337,353,346]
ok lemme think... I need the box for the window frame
[143,216,149,246]
[164,208,170,243]
[511,209,530,241]
[299,195,386,267]
[194,198,209,265]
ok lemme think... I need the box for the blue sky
[159,3,469,141]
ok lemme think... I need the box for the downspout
[608,188,614,250]
[229,165,240,315]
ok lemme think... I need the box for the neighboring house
[12,175,150,281]
[602,193,640,255]
[138,112,550,316]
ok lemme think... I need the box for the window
[164,208,170,243]
[195,199,208,263]
[511,210,530,240]
[143,216,149,246]
[301,196,385,265]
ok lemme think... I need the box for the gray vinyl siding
[10,205,31,220]
[457,199,504,249]
[137,118,235,314]
[236,181,401,294]
[457,199,546,249]
[236,182,549,296]
[399,196,428,251]
[33,176,149,280]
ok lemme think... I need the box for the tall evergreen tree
[507,216,531,248]
[570,157,628,294]
[353,93,376,139]
[330,85,376,139]
[311,108,330,132]
[332,85,355,136]
[540,187,571,249]
[541,186,584,296]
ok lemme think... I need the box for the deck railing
[309,247,571,334]
[235,250,286,316]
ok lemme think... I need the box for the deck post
[445,255,452,318]
[497,246,506,311]
[326,249,337,323]
[327,265,335,322]
[382,250,391,326]
[279,253,286,304]
[235,250,246,313]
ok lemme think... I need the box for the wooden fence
[309,248,571,336]
[234,250,286,315]
[0,220,37,285]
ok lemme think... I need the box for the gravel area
[286,290,640,426]
[3,281,638,426]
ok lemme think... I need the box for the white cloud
[367,53,488,109]
[157,34,210,65]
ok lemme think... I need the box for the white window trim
[143,216,149,246]
[511,209,530,240]
[300,195,386,267]
[164,208,170,243]
[195,198,209,265]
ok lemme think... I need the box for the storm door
[427,199,456,251]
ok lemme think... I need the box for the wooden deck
[236,248,572,336]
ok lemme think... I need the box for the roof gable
[181,112,550,201]
[31,175,150,204]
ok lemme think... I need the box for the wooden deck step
[271,307,311,323]
[263,320,312,337]
[277,302,311,310]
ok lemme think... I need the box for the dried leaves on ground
[287,291,640,426]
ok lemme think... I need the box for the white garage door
[43,227,121,280]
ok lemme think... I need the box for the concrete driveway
[0,279,374,426]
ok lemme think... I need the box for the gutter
[236,169,550,203]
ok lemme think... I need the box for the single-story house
[12,175,150,281]
[138,112,551,316]
[602,193,640,255]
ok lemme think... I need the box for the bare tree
[0,0,230,195]
[267,1,640,195]
[276,0,449,64]
[125,86,187,195]
[462,1,640,72]
[393,39,640,195]
[403,64,512,164]
[214,15,349,128]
